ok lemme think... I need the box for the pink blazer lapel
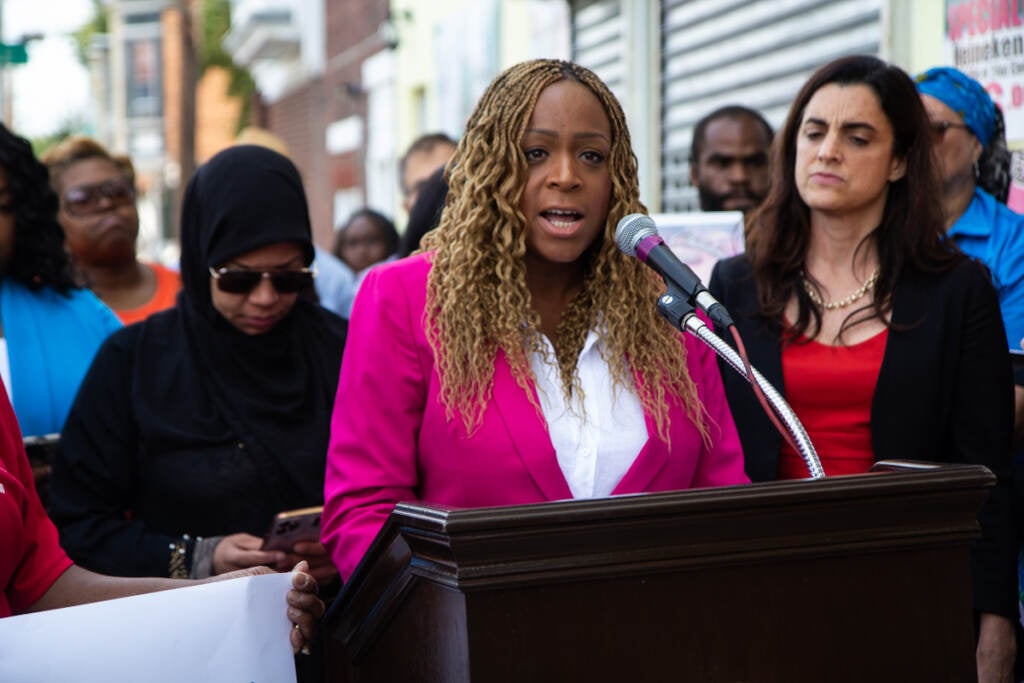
[491,350,573,501]
[611,407,668,494]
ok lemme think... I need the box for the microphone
[615,213,734,328]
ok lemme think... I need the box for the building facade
[182,0,981,250]
[226,0,390,249]
[90,0,247,259]
[568,0,944,212]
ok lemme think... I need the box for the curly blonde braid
[422,59,708,445]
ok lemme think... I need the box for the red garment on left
[0,385,72,617]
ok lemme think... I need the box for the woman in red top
[709,55,1016,682]
[42,136,180,324]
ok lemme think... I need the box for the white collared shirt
[529,330,648,499]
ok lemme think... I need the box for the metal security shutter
[661,0,883,212]
[571,0,626,101]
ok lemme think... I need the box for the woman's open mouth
[541,208,583,233]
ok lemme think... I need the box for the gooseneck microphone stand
[656,285,826,480]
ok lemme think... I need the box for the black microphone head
[615,213,658,257]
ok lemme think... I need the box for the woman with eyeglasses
[49,145,346,602]
[42,137,180,325]
[0,125,121,439]
[708,56,1016,681]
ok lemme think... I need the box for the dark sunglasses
[208,266,316,294]
[930,120,971,140]
[63,176,136,217]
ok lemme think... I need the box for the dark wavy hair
[746,55,956,342]
[400,164,448,258]
[1,124,76,291]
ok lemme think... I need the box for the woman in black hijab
[49,146,346,586]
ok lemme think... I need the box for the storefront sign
[946,0,1024,141]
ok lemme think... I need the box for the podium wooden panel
[324,461,993,682]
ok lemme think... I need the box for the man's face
[402,143,455,212]
[690,116,771,213]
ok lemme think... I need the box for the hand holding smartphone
[261,505,323,552]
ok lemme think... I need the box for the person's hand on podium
[976,612,1015,683]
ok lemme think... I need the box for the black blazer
[709,254,1016,617]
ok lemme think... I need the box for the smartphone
[23,433,60,510]
[262,505,323,552]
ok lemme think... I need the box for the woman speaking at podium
[708,55,1016,681]
[322,59,749,584]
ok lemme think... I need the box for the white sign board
[0,572,296,683]
[649,211,745,285]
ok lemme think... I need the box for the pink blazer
[323,253,749,579]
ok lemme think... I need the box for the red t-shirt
[115,262,181,325]
[777,327,888,480]
[0,387,72,617]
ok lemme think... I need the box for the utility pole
[0,9,35,131]
[176,0,196,240]
[0,0,31,129]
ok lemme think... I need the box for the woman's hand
[287,560,324,655]
[212,532,286,575]
[286,541,339,587]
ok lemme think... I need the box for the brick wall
[263,78,330,246]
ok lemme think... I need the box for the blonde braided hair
[421,59,708,444]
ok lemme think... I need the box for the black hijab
[136,145,345,516]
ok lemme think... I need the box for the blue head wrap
[915,67,995,147]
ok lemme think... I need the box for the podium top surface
[390,460,993,534]
[327,462,994,642]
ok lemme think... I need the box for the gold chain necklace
[802,268,879,311]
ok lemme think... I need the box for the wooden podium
[324,462,992,682]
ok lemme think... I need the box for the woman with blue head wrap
[917,67,1010,201]
[917,67,1024,352]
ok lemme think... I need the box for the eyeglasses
[208,266,317,294]
[62,176,136,217]
[930,120,972,140]
[340,235,387,249]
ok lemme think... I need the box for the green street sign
[0,43,28,65]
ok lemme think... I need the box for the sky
[3,0,92,138]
